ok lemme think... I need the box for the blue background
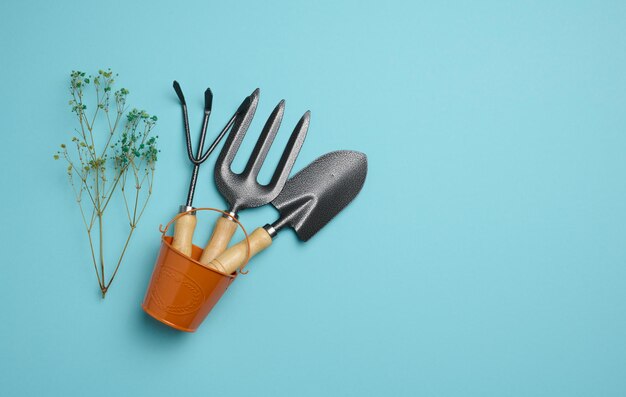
[1,0,626,395]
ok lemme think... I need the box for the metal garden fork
[198,89,310,264]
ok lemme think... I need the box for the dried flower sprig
[55,69,159,298]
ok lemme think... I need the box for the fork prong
[242,100,285,178]
[268,111,310,188]
[216,89,260,172]
[204,88,213,114]
[173,81,197,163]
[193,87,213,163]
[173,80,186,105]
[198,95,251,164]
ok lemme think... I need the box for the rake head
[173,81,252,208]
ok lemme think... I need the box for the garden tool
[198,90,309,264]
[171,81,254,256]
[204,150,368,274]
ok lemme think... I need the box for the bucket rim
[161,235,237,279]
[159,207,252,274]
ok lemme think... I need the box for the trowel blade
[271,150,367,241]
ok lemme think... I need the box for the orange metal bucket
[142,209,250,332]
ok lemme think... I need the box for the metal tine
[191,87,212,165]
[242,100,285,178]
[172,81,194,163]
[218,89,260,170]
[197,95,252,164]
[268,111,311,188]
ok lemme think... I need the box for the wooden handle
[206,227,273,274]
[171,214,197,257]
[198,216,239,264]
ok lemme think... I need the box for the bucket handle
[159,208,253,274]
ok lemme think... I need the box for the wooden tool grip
[199,216,239,264]
[171,214,197,257]
[206,227,273,275]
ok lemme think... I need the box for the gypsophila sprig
[55,69,159,298]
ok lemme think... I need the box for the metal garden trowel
[204,150,368,275]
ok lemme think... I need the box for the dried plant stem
[56,69,158,298]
